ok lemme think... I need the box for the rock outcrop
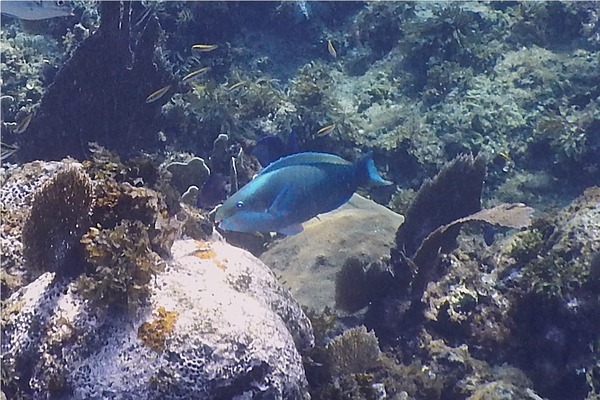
[2,238,313,400]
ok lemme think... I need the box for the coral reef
[2,148,196,309]
[372,186,597,400]
[2,1,597,203]
[499,187,600,398]
[2,2,599,399]
[366,154,487,335]
[363,153,534,339]
[297,153,552,399]
[1,156,314,398]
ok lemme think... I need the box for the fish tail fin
[357,151,393,187]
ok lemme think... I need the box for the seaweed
[78,220,165,311]
[72,148,182,311]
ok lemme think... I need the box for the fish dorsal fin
[259,152,351,176]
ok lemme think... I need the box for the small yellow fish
[13,112,33,134]
[227,81,246,91]
[145,85,172,103]
[192,44,218,52]
[327,39,337,58]
[316,123,336,136]
[181,67,211,84]
[498,151,511,161]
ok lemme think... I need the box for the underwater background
[1,1,599,399]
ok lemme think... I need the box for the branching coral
[21,167,93,277]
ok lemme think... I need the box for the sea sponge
[138,306,179,353]
[21,167,93,277]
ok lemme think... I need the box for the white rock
[2,238,313,400]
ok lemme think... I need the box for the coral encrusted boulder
[2,237,314,400]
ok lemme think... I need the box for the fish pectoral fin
[277,223,304,236]
[266,184,295,217]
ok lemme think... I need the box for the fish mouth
[217,216,257,233]
[213,205,225,223]
[217,218,239,232]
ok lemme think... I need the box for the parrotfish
[215,152,392,235]
[1,1,73,20]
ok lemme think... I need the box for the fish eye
[236,201,244,208]
[56,0,65,5]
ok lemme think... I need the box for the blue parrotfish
[215,151,392,235]
[1,1,74,20]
